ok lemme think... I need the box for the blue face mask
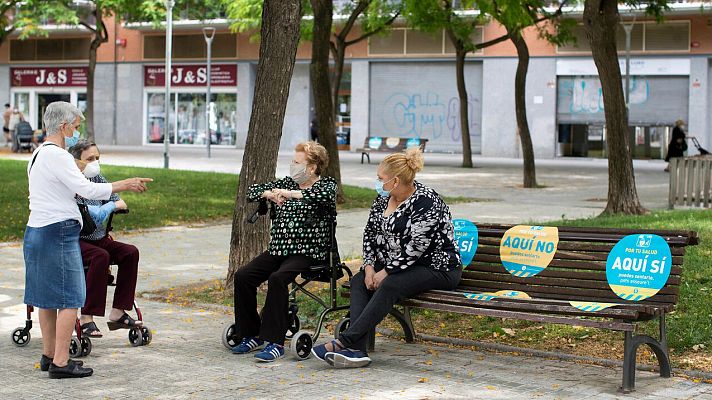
[375,177,395,197]
[65,129,80,149]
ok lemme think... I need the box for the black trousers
[233,251,314,345]
[339,265,462,352]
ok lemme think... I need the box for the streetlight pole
[163,0,174,169]
[202,27,216,159]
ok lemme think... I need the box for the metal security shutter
[557,76,689,125]
[369,61,483,153]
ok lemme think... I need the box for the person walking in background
[3,103,11,146]
[665,119,688,172]
[24,101,152,378]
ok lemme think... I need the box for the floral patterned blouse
[247,176,337,261]
[363,181,461,274]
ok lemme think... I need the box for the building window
[369,27,484,56]
[10,38,91,62]
[557,21,689,53]
[143,33,237,59]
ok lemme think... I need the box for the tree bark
[509,31,537,188]
[85,8,107,142]
[226,0,302,287]
[447,30,473,168]
[583,0,646,215]
[310,0,344,202]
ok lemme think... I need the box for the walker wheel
[69,337,81,357]
[334,317,350,339]
[140,326,152,346]
[222,323,241,350]
[80,337,92,357]
[290,330,313,360]
[128,327,144,347]
[11,327,30,347]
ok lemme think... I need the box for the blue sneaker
[325,348,371,368]
[254,342,284,362]
[231,336,263,354]
[311,340,343,361]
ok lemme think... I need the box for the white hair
[43,101,84,135]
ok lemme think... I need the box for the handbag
[77,203,97,236]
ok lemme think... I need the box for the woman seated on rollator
[312,147,462,368]
[69,139,142,338]
[232,141,336,362]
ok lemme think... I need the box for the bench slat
[464,264,681,285]
[474,247,685,265]
[470,254,684,274]
[457,279,678,304]
[400,299,636,331]
[476,237,687,256]
[412,291,640,319]
[461,270,681,291]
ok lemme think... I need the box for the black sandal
[80,322,103,338]
[106,312,142,331]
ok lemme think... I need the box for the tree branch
[336,0,369,41]
[344,10,399,47]
[79,20,97,34]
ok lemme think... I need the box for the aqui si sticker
[568,301,620,312]
[453,219,478,267]
[463,290,531,301]
[500,225,559,277]
[606,234,672,301]
[368,137,382,149]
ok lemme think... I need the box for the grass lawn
[146,209,712,372]
[0,159,470,242]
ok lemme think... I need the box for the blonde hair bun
[404,147,424,173]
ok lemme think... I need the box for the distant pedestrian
[310,116,319,142]
[3,103,11,146]
[665,119,688,172]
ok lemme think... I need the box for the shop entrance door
[37,93,71,131]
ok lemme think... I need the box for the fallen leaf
[486,385,497,390]
[418,378,428,383]
[425,360,433,365]
[502,328,516,336]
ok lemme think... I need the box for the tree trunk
[509,31,537,188]
[452,41,473,168]
[332,37,346,125]
[226,0,302,287]
[583,0,646,215]
[310,0,344,203]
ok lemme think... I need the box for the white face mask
[290,162,310,184]
[83,160,100,178]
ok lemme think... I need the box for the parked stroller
[221,198,352,360]
[11,121,36,153]
[688,136,710,156]
[10,209,152,357]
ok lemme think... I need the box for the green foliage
[132,0,226,23]
[7,0,77,40]
[403,0,485,53]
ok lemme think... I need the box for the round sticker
[569,301,619,312]
[463,293,498,301]
[406,137,421,148]
[368,137,382,149]
[385,137,400,148]
[500,225,559,277]
[606,234,672,301]
[453,219,478,267]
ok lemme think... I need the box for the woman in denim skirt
[24,101,152,379]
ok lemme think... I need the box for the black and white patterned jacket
[363,181,461,274]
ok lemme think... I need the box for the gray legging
[339,264,462,352]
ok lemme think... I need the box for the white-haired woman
[24,101,152,379]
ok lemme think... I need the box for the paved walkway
[2,146,710,398]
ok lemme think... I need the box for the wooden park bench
[341,223,699,393]
[356,136,428,164]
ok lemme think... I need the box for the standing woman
[664,119,688,172]
[24,101,151,379]
[312,147,462,368]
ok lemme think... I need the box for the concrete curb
[376,327,712,382]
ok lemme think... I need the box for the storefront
[556,58,690,159]
[9,66,88,132]
[143,64,237,146]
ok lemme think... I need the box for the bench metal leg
[620,315,672,393]
[361,152,370,164]
[389,307,415,343]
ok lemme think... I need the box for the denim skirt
[24,219,86,309]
